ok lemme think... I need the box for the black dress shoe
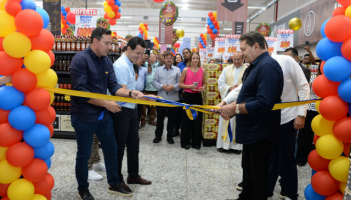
[77,188,95,200]
[108,183,133,197]
[297,162,306,167]
[153,138,161,143]
[236,182,243,191]
[231,150,242,154]
[192,145,201,150]
[217,148,224,152]
[172,130,180,137]
[181,145,190,150]
[167,138,174,144]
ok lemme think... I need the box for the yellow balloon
[315,100,321,113]
[0,0,8,11]
[346,6,351,18]
[0,146,8,161]
[213,11,217,17]
[340,182,346,194]
[30,194,47,200]
[61,23,64,29]
[49,91,54,105]
[139,23,143,27]
[316,134,344,160]
[311,114,335,136]
[8,179,35,200]
[3,32,31,58]
[107,11,115,18]
[24,50,51,75]
[36,69,58,88]
[176,29,185,38]
[104,5,112,13]
[103,1,107,6]
[0,160,22,184]
[289,17,302,31]
[0,10,16,37]
[329,156,350,182]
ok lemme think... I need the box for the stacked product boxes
[202,64,230,140]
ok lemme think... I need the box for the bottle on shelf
[56,36,61,51]
[80,37,85,51]
[52,95,56,111]
[71,36,76,51]
[53,36,56,51]
[66,56,71,71]
[62,56,67,71]
[58,57,63,71]
[86,36,90,49]
[77,36,81,51]
[54,56,58,71]
[66,36,71,51]
[61,36,66,51]
[111,37,116,52]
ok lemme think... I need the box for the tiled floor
[50,122,312,200]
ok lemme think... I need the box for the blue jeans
[71,114,119,191]
[268,120,298,200]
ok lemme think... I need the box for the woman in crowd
[179,52,206,150]
[174,54,183,67]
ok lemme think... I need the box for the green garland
[159,1,178,26]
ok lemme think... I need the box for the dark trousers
[137,104,143,126]
[180,92,203,147]
[268,120,298,200]
[71,114,119,190]
[174,90,183,131]
[239,139,273,200]
[296,111,318,164]
[155,105,177,139]
[111,107,140,182]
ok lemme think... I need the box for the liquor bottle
[68,101,71,111]
[61,36,66,51]
[58,56,63,71]
[68,80,71,89]
[76,36,81,51]
[71,36,76,51]
[62,56,67,71]
[66,56,71,71]
[54,56,58,71]
[111,37,116,52]
[53,36,56,51]
[52,95,56,111]
[59,78,63,88]
[63,97,68,111]
[66,36,71,51]
[63,79,68,89]
[81,37,86,51]
[56,36,61,51]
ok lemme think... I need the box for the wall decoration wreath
[159,1,178,26]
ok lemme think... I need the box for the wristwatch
[236,104,240,114]
[129,90,133,97]
[298,115,306,119]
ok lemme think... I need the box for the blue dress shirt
[177,61,187,72]
[135,67,151,91]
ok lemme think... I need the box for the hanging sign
[277,29,294,51]
[75,9,98,37]
[214,38,226,59]
[265,37,278,55]
[159,1,178,26]
[224,34,241,60]
[255,23,271,37]
[200,49,207,64]
[206,47,215,60]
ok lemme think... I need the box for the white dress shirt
[224,54,310,125]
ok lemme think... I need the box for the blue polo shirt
[177,61,187,72]
[70,46,122,122]
[113,53,136,109]
[236,52,284,144]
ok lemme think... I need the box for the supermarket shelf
[52,131,76,139]
[55,71,71,75]
[56,111,71,115]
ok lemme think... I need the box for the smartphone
[145,50,150,56]
[305,41,310,46]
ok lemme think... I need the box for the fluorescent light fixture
[173,27,184,28]
[120,16,132,18]
[223,28,232,30]
[128,25,140,27]
[248,6,266,9]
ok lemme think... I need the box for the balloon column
[207,11,220,40]
[304,2,351,199]
[103,0,122,25]
[61,6,71,35]
[199,33,207,49]
[153,37,160,49]
[138,23,148,39]
[0,2,56,200]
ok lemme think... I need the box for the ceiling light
[223,28,232,30]
[121,16,132,18]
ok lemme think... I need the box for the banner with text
[200,49,207,64]
[206,47,214,61]
[43,0,61,36]
[75,9,97,37]
[214,38,226,59]
[265,37,278,55]
[224,34,241,61]
[277,29,294,51]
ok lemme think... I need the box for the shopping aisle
[49,122,312,200]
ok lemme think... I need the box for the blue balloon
[320,18,330,38]
[34,141,55,160]
[311,169,317,177]
[0,86,24,111]
[24,124,51,148]
[304,184,326,200]
[207,21,213,26]
[210,24,215,30]
[8,106,36,131]
[35,7,50,29]
[61,6,65,12]
[118,8,121,13]
[204,45,206,48]
[324,56,351,82]
[207,17,210,22]
[213,29,218,34]
[338,78,351,103]
[116,0,121,7]
[44,158,51,169]
[62,11,67,16]
[316,38,342,61]
[20,0,36,11]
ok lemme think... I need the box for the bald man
[217,52,247,153]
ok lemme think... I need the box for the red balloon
[139,30,143,34]
[67,12,75,24]
[35,106,56,126]
[15,9,43,37]
[0,109,10,124]
[200,34,203,37]
[325,192,343,200]
[104,13,110,19]
[47,50,55,67]
[325,15,351,42]
[313,134,320,146]
[22,158,48,183]
[0,51,24,76]
[312,171,339,196]
[43,191,52,200]
[25,88,51,111]
[319,96,349,121]
[0,37,3,51]
[112,5,119,13]
[210,34,216,39]
[108,0,114,6]
[1,196,8,200]
[144,23,148,27]
[64,7,70,12]
[213,21,218,26]
[12,68,38,93]
[337,0,351,7]
[210,16,215,21]
[61,29,67,34]
[312,75,340,98]
[62,19,67,25]
[109,18,116,25]
[308,149,331,171]
[115,12,121,19]
[215,25,220,30]
[320,61,325,74]
[5,1,21,16]
[0,123,23,147]
[33,173,54,195]
[344,143,350,157]
[216,30,220,35]
[207,29,212,34]
[29,29,55,52]
[0,183,9,197]
[6,142,34,167]
[45,124,54,138]
[208,12,213,17]
[61,15,64,20]
[64,24,69,29]
[333,117,351,143]
[333,7,346,17]
[341,37,351,62]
